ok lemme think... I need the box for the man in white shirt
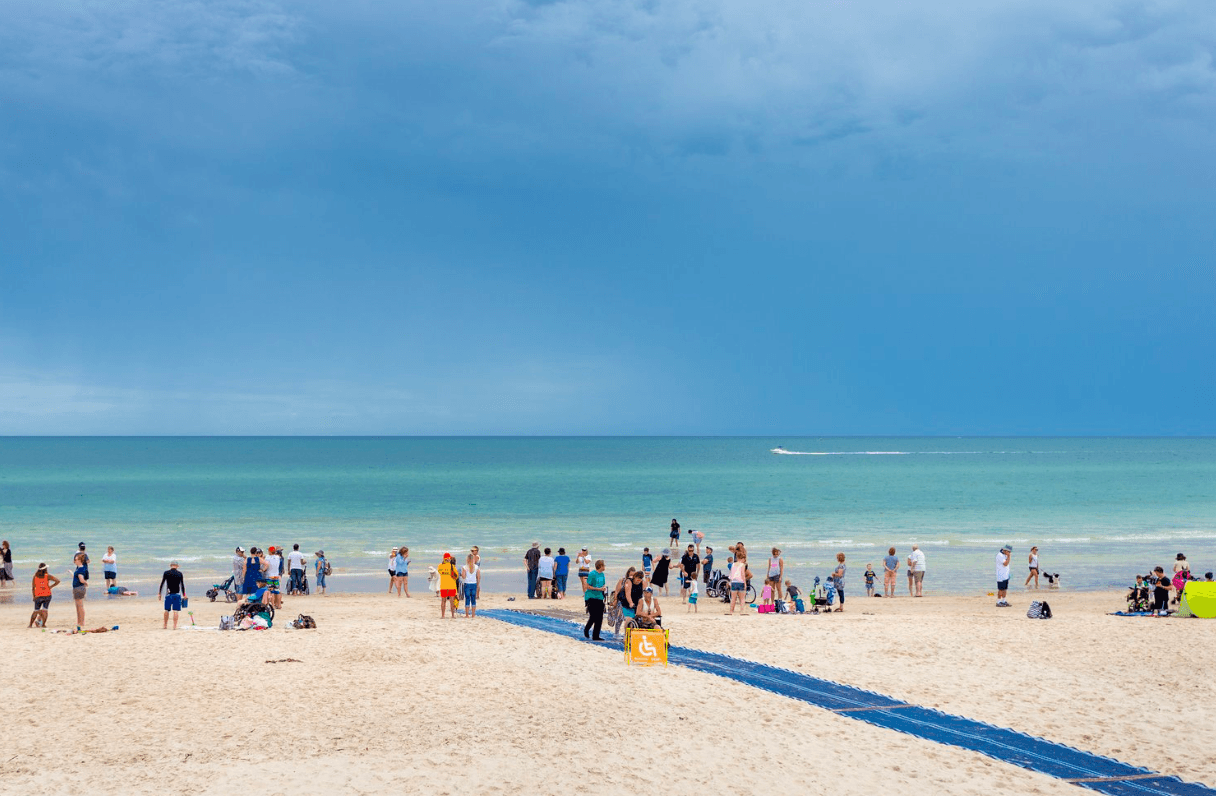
[910,545,926,597]
[287,544,307,594]
[995,545,1012,607]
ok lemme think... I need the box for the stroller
[810,577,836,613]
[206,575,241,603]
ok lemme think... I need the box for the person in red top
[29,563,60,628]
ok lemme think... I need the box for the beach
[1,589,1212,794]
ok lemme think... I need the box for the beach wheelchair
[206,575,241,603]
[708,571,756,603]
[287,569,310,596]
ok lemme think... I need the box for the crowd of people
[8,529,1213,631]
[1127,552,1213,615]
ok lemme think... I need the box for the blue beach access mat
[482,609,1214,796]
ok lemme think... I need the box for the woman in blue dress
[242,548,264,595]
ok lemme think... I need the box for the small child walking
[864,564,876,597]
[687,578,699,612]
[761,579,774,608]
[642,547,653,577]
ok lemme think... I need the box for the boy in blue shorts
[642,548,653,576]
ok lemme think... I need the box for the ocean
[1,437,1213,597]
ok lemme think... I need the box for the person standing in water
[1025,546,1040,589]
[101,546,117,589]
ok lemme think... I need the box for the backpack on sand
[1027,601,1053,619]
[292,614,317,629]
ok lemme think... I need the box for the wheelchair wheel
[225,591,239,603]
[746,583,757,602]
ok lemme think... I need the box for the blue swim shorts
[164,593,182,612]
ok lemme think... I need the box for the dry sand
[0,587,1212,795]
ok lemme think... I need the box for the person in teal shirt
[583,560,606,640]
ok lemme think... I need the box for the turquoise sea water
[1,437,1213,596]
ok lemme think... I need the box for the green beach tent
[1175,582,1216,619]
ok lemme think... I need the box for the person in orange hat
[437,553,459,618]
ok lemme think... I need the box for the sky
[1,0,1213,435]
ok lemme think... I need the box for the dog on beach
[1043,572,1061,589]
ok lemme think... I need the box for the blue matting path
[482,609,1213,796]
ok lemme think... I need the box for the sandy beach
[0,588,1211,795]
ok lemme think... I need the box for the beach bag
[323,560,333,576]
[775,600,788,614]
[292,614,316,629]
[757,604,774,614]
[793,598,805,613]
[1027,601,1052,619]
[219,616,234,631]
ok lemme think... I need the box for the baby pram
[206,575,241,603]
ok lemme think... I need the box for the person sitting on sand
[636,586,662,628]
[29,563,60,628]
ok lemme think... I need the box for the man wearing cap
[437,553,459,618]
[232,547,246,594]
[995,545,1013,607]
[524,542,541,599]
[159,561,187,629]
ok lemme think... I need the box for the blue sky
[1,0,1213,435]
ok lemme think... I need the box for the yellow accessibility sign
[624,627,669,667]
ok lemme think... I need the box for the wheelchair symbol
[638,637,657,657]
